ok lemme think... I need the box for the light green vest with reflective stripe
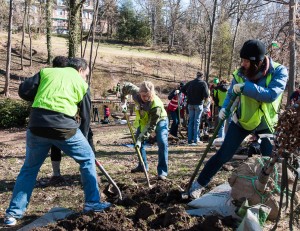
[133,95,167,132]
[233,62,282,132]
[32,67,88,117]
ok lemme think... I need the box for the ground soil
[0,122,297,231]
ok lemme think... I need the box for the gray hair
[139,81,155,101]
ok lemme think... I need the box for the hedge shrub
[0,99,31,128]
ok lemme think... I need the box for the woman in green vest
[189,39,288,199]
[121,81,169,180]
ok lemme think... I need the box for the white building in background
[52,0,108,34]
[12,0,107,34]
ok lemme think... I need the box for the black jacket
[181,78,209,105]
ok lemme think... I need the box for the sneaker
[4,215,17,226]
[157,175,167,181]
[189,181,204,199]
[131,166,144,173]
[196,141,203,145]
[48,175,65,186]
[83,202,111,213]
[188,142,197,146]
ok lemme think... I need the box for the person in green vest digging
[4,58,111,227]
[189,39,288,199]
[121,81,169,180]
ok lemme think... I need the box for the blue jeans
[6,129,100,218]
[136,119,169,176]
[197,122,273,186]
[188,104,203,143]
[169,110,179,137]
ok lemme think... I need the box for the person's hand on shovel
[121,103,128,113]
[233,83,245,94]
[218,108,228,120]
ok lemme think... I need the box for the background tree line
[0,0,299,100]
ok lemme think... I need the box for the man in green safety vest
[189,39,288,199]
[4,58,111,227]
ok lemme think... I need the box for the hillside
[0,32,201,101]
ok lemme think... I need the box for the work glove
[174,90,180,95]
[121,103,127,113]
[135,139,142,149]
[233,83,245,94]
[218,108,227,120]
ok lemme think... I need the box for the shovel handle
[186,93,238,193]
[124,113,152,188]
[95,159,123,200]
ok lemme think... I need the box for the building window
[85,0,90,7]
[57,9,63,16]
[57,0,65,6]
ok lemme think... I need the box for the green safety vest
[214,88,227,107]
[32,67,88,117]
[133,95,167,132]
[233,62,282,133]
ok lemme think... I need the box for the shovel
[183,93,239,198]
[124,112,152,188]
[88,132,122,200]
[95,159,123,200]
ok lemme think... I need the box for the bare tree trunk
[80,7,83,58]
[287,0,296,104]
[27,0,32,66]
[82,25,93,58]
[204,37,207,74]
[21,0,28,70]
[5,0,13,97]
[38,1,43,34]
[81,25,83,58]
[88,0,99,85]
[92,30,103,72]
[205,0,217,82]
[68,0,85,58]
[46,0,52,65]
[151,4,157,45]
[228,1,240,76]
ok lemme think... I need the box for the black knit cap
[240,39,266,61]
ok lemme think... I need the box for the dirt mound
[32,180,238,231]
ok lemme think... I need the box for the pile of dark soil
[32,181,238,231]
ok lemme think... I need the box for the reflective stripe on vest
[32,67,88,117]
[133,95,167,132]
[233,62,282,132]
